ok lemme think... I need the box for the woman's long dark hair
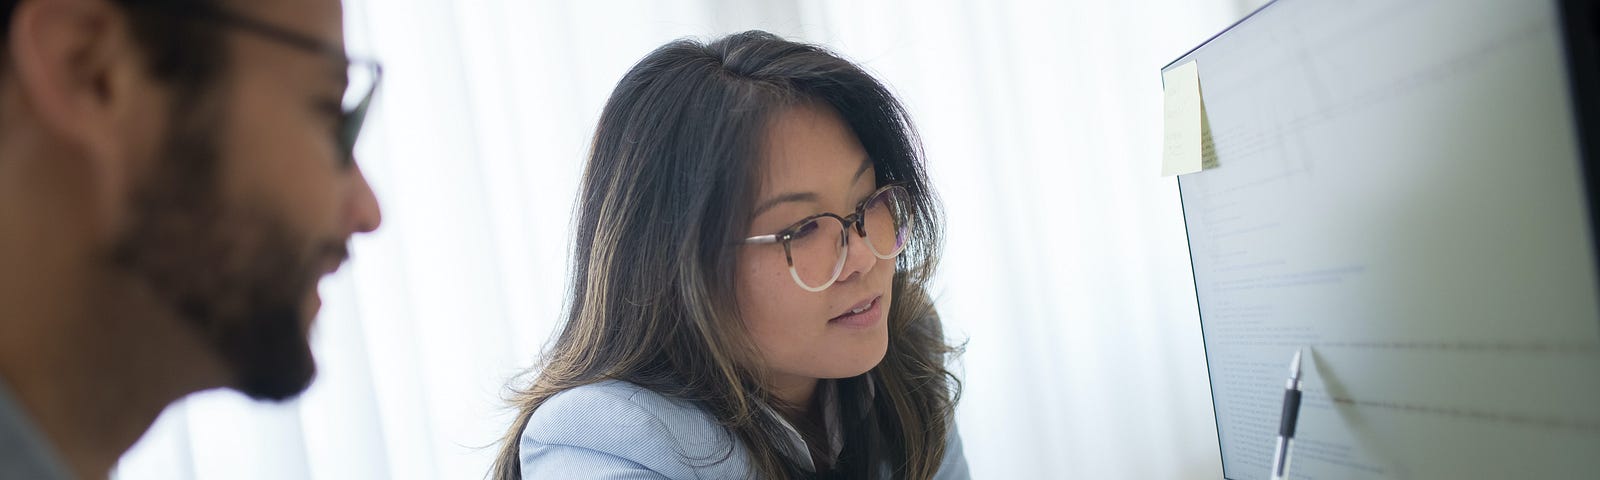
[491,31,960,479]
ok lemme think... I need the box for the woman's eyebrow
[751,159,873,218]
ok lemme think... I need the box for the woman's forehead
[758,104,872,195]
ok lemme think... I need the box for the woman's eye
[791,220,819,239]
[866,194,888,210]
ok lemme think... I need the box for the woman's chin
[820,337,890,379]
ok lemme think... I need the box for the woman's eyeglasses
[744,184,912,292]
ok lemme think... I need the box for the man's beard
[106,100,337,401]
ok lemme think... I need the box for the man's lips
[319,243,350,275]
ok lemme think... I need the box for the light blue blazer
[518,380,970,479]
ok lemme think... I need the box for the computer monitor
[1170,0,1600,478]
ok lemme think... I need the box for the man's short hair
[0,0,228,92]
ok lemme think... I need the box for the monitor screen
[1171,0,1600,477]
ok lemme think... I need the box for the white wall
[116,1,1259,478]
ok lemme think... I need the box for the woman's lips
[829,295,883,328]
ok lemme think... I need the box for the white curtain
[114,1,1263,478]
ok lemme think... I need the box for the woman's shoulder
[520,380,750,478]
[526,380,716,440]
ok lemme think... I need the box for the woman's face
[736,103,894,396]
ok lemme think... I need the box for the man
[0,0,382,477]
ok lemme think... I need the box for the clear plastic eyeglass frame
[743,184,910,292]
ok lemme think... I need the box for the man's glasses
[744,185,913,292]
[140,4,382,164]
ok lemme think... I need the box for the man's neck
[0,193,227,479]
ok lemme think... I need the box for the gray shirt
[0,378,71,480]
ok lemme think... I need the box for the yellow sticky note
[1162,60,1204,176]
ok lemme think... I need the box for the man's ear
[7,0,165,230]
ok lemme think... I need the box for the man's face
[109,0,381,401]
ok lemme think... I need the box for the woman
[491,31,966,479]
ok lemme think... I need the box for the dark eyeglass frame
[135,3,383,165]
[743,184,912,292]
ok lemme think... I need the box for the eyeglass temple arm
[744,234,781,245]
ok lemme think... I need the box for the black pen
[1270,348,1303,480]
